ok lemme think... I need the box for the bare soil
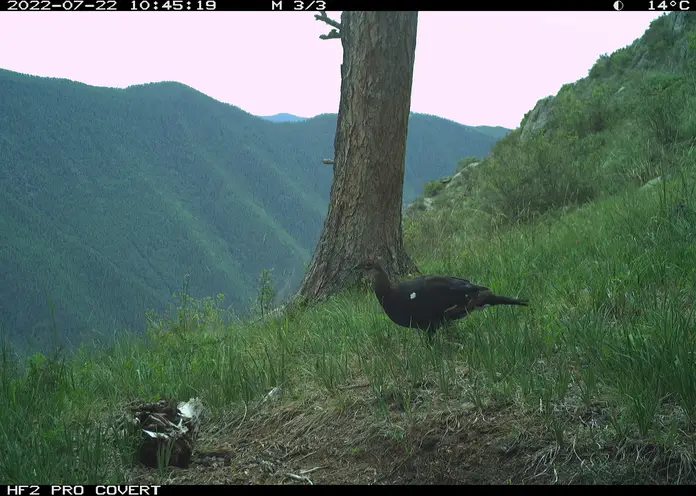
[128,385,696,485]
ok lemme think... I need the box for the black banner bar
[1,486,280,496]
[0,0,692,10]
[2,487,165,496]
[1,487,295,495]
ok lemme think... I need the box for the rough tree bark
[298,11,419,302]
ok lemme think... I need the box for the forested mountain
[259,113,308,123]
[0,69,501,345]
[471,125,511,140]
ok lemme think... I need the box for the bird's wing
[439,277,493,315]
[417,276,486,304]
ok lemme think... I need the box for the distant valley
[0,69,507,346]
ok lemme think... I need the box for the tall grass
[1,169,694,482]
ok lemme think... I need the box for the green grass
[2,169,695,483]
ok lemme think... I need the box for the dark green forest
[0,70,502,346]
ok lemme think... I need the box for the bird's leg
[440,321,459,342]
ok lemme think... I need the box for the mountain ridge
[259,112,308,123]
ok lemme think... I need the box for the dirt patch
[128,387,696,485]
[129,390,534,484]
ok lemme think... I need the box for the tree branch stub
[315,12,341,40]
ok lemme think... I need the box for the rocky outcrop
[520,96,554,140]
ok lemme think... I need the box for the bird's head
[353,259,383,277]
[353,259,393,292]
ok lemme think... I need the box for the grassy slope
[0,72,499,346]
[2,175,694,484]
[2,12,696,485]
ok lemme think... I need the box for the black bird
[355,259,528,334]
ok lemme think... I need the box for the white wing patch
[410,292,417,300]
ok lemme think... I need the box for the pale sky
[1,12,662,128]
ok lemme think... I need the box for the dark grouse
[355,259,528,333]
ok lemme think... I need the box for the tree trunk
[298,11,419,302]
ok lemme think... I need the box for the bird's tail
[481,294,529,307]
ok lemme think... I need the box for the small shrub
[474,132,600,221]
[423,180,445,198]
[553,82,613,138]
[638,73,685,145]
[255,268,277,318]
[146,276,227,334]
[589,53,611,79]
[455,156,480,173]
